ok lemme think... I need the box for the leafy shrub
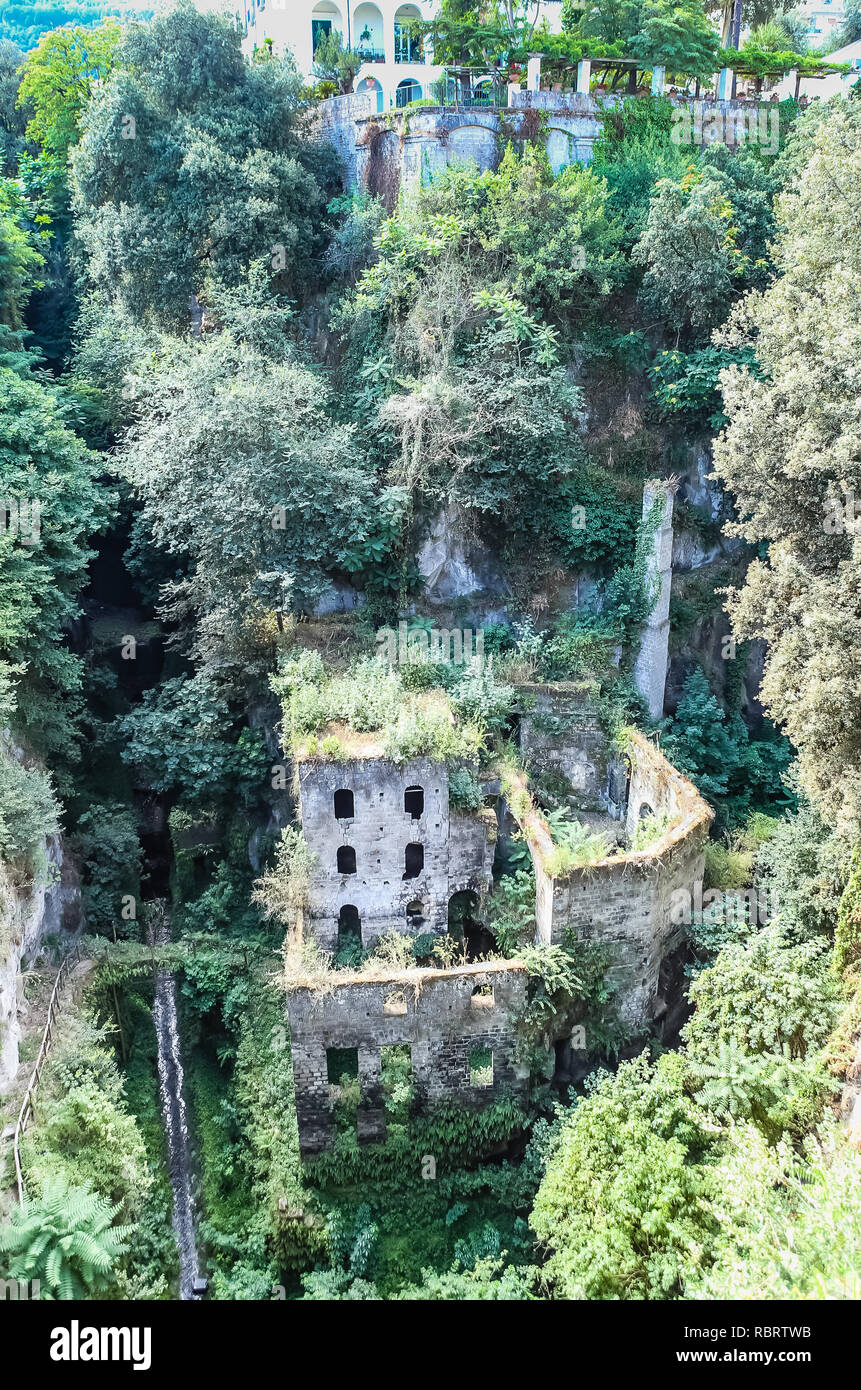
[0,743,59,871]
[448,767,484,813]
[71,800,141,937]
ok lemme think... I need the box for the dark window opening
[326,1046,358,1085]
[334,788,354,820]
[406,899,425,929]
[404,785,424,819]
[311,18,332,52]
[337,904,362,953]
[337,845,357,875]
[403,843,424,879]
[448,890,493,960]
[638,802,654,820]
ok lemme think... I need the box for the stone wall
[0,836,70,1091]
[286,960,528,1154]
[318,92,785,192]
[517,681,612,812]
[298,755,494,950]
[522,732,712,1027]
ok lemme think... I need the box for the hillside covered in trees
[0,0,860,1326]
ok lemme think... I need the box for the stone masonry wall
[634,481,675,721]
[524,732,712,1027]
[286,960,528,1154]
[298,756,494,950]
[319,93,784,191]
[517,682,611,812]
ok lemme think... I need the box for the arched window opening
[334,788,354,820]
[395,77,422,106]
[404,785,424,819]
[337,845,357,875]
[338,904,362,952]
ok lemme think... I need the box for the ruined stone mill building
[284,480,712,1154]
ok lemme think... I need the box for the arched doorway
[395,77,422,108]
[337,845,357,875]
[394,4,423,63]
[337,904,362,953]
[312,2,344,55]
[403,842,424,879]
[359,73,384,113]
[354,2,384,60]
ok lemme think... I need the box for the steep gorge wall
[0,837,68,1091]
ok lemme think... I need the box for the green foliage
[0,741,59,871]
[0,366,112,762]
[683,923,840,1136]
[274,648,509,765]
[448,766,485,812]
[115,292,378,639]
[0,177,45,328]
[532,1053,717,1299]
[834,847,861,979]
[649,343,758,429]
[661,666,794,826]
[0,5,147,52]
[543,808,612,875]
[0,1174,131,1299]
[486,868,536,954]
[688,1122,861,1300]
[71,2,339,329]
[71,799,141,936]
[312,28,363,94]
[119,672,268,806]
[17,19,120,158]
[712,100,861,837]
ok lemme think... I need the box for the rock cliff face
[0,836,72,1092]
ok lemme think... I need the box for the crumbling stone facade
[523,732,712,1027]
[297,755,495,952]
[517,681,618,814]
[287,961,528,1155]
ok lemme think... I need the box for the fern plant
[0,1176,132,1300]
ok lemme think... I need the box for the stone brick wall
[522,732,712,1026]
[298,756,494,950]
[286,960,528,1154]
[321,93,775,192]
[517,681,612,812]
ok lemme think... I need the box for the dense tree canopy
[71,2,341,328]
[713,100,861,837]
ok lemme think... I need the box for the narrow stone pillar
[651,65,665,95]
[576,59,591,94]
[718,67,733,100]
[527,53,543,93]
[507,80,522,104]
[634,480,675,721]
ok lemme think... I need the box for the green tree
[0,367,112,760]
[116,288,378,649]
[312,29,363,94]
[16,20,120,159]
[71,2,340,329]
[711,100,861,837]
[531,1053,718,1299]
